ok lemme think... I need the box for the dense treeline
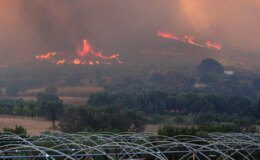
[0,99,38,117]
[0,90,259,133]
[158,124,259,137]
[1,58,260,98]
[60,106,144,133]
[193,112,257,126]
[88,91,260,117]
[2,91,258,119]
[0,92,63,127]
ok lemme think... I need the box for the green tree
[3,125,27,137]
[174,116,185,124]
[204,94,227,113]
[255,99,260,119]
[198,58,224,75]
[174,93,205,113]
[201,72,222,83]
[193,113,216,125]
[158,126,197,136]
[36,93,63,127]
[198,58,224,83]
[136,90,168,114]
[228,96,254,115]
[12,105,22,115]
[23,105,32,117]
[59,106,144,133]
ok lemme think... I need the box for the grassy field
[60,96,87,106]
[11,86,103,105]
[0,116,57,135]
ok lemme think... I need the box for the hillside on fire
[0,1,259,159]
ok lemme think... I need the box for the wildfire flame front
[35,39,122,65]
[157,31,222,51]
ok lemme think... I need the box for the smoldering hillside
[0,0,177,63]
[0,0,260,68]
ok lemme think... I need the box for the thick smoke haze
[0,0,259,64]
[179,0,260,51]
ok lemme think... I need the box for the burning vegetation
[36,39,122,65]
[157,31,222,51]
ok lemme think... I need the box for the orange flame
[72,58,85,65]
[36,52,56,59]
[108,54,120,59]
[56,59,66,65]
[35,38,122,65]
[157,31,180,40]
[205,41,222,50]
[157,31,222,51]
[77,39,92,57]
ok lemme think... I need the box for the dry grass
[15,96,36,101]
[15,86,103,105]
[19,86,104,97]
[13,96,87,106]
[144,124,160,133]
[19,88,44,97]
[57,86,104,97]
[60,96,87,106]
[0,116,57,135]
[256,125,260,130]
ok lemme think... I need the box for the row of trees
[59,106,144,133]
[0,99,35,116]
[193,112,258,126]
[1,58,260,98]
[0,88,259,133]
[158,125,259,137]
[88,91,260,117]
[0,87,63,127]
[0,93,145,133]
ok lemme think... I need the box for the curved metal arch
[0,132,259,160]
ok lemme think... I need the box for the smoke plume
[0,0,259,64]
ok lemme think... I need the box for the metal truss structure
[0,132,259,159]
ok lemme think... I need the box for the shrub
[3,125,27,137]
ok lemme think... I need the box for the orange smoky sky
[0,0,259,64]
[178,0,260,51]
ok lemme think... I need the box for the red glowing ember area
[35,39,122,65]
[35,52,56,59]
[157,31,222,51]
